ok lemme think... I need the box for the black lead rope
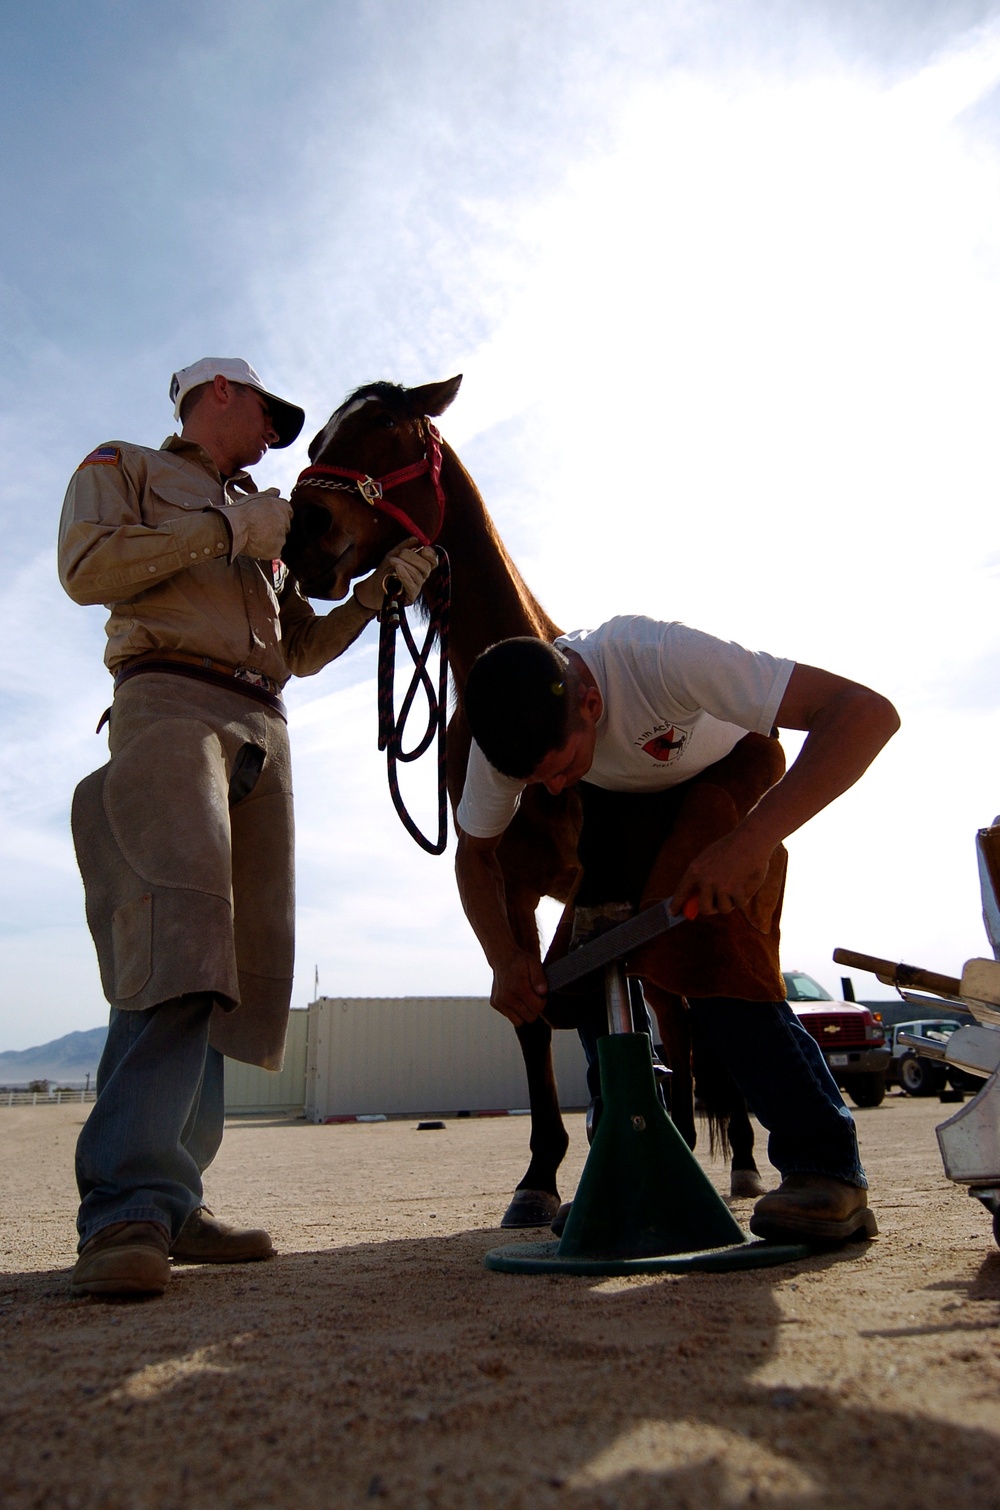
[376,550,451,855]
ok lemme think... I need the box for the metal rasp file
[545,898,696,992]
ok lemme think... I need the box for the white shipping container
[305,996,591,1121]
[224,1009,309,1114]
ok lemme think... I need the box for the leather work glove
[220,488,293,560]
[353,538,438,612]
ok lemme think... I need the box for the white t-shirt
[456,616,794,839]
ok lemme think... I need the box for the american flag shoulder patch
[78,445,121,469]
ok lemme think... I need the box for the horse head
[283,375,462,601]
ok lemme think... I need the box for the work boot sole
[70,1275,169,1298]
[70,1261,170,1298]
[749,1207,879,1245]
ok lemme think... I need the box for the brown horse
[282,375,761,1222]
[285,375,581,1225]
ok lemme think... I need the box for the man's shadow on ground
[1,1231,998,1508]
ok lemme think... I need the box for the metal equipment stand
[484,904,810,1275]
[833,819,1000,1251]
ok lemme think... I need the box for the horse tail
[691,1029,757,1173]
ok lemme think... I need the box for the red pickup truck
[783,970,891,1108]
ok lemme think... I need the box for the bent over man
[59,358,436,1297]
[454,618,899,1244]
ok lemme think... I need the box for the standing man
[454,620,899,1244]
[59,358,435,1297]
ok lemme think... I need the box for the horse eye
[376,413,397,429]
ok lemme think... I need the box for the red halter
[291,421,446,547]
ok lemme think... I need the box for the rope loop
[376,550,451,855]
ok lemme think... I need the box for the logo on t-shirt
[637,722,687,764]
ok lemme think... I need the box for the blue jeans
[75,994,226,1248]
[578,996,866,1188]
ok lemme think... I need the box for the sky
[2,0,1000,1049]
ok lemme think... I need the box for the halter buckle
[357,476,383,507]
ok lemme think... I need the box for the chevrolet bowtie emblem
[823,1024,842,1035]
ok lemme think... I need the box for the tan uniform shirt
[58,435,374,684]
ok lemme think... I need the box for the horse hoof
[500,1189,562,1228]
[550,1201,572,1237]
[730,1168,767,1199]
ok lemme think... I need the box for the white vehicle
[884,1018,978,1096]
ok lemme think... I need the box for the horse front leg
[499,894,570,1229]
[497,1016,569,1228]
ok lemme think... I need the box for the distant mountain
[0,1027,107,1086]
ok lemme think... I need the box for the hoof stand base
[486,1032,810,1278]
[484,1237,810,1276]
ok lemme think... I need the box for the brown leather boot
[71,1221,170,1298]
[749,1174,878,1243]
[169,1207,274,1264]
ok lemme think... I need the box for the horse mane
[421,440,562,687]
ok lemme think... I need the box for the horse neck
[436,443,562,689]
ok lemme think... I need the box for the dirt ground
[1,1091,998,1510]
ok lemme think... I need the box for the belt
[113,651,287,717]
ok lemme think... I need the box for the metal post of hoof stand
[484,901,809,1275]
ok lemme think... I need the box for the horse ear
[406,375,462,417]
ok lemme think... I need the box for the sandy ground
[1,1092,998,1510]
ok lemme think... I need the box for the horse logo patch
[638,723,687,764]
[78,445,121,469]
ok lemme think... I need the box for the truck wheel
[898,1053,945,1096]
[842,1073,886,1108]
[994,1208,1000,1251]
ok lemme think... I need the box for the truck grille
[799,1013,869,1048]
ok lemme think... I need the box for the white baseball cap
[168,358,305,449]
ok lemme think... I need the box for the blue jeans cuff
[780,1164,868,1190]
[78,1207,171,1250]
